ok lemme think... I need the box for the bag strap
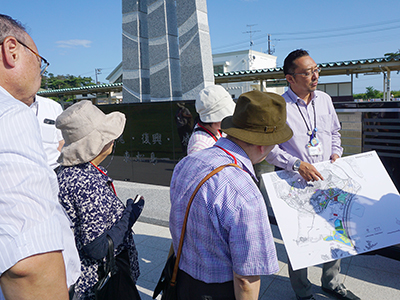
[105,235,117,275]
[170,163,242,286]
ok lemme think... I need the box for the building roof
[37,82,123,97]
[106,62,122,81]
[214,57,400,84]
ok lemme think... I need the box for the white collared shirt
[0,86,80,287]
[30,95,64,169]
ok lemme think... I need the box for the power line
[275,24,400,41]
[212,19,400,52]
[270,18,400,36]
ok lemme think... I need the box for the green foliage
[365,86,382,99]
[384,50,400,59]
[354,86,400,100]
[41,73,95,90]
[392,91,400,98]
[353,93,366,100]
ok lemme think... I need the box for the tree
[384,50,400,60]
[353,87,387,101]
[365,86,382,99]
[41,73,95,90]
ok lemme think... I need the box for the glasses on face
[17,39,50,76]
[0,37,49,76]
[291,67,321,77]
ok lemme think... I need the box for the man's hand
[298,161,324,182]
[330,153,340,163]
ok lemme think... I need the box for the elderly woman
[187,85,235,155]
[56,100,144,299]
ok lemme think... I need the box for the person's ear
[285,74,295,85]
[256,145,265,155]
[1,36,19,68]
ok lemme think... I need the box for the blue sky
[2,0,400,94]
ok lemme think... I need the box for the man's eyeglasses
[0,37,49,76]
[290,67,321,77]
[17,39,50,76]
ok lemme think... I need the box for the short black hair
[0,14,27,44]
[283,49,309,75]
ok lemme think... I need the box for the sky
[2,0,400,94]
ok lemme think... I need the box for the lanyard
[295,100,317,138]
[215,145,237,164]
[197,123,220,142]
[90,162,117,196]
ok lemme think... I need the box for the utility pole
[268,34,271,54]
[95,68,102,85]
[267,34,275,55]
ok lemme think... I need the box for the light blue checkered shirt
[170,138,279,283]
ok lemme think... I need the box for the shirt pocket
[317,114,333,136]
[40,122,58,143]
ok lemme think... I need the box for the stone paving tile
[134,221,400,300]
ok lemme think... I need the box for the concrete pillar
[122,0,213,102]
[122,0,150,102]
[176,0,214,100]
[147,0,182,101]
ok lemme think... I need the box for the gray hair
[0,14,27,44]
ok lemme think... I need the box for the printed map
[262,151,400,270]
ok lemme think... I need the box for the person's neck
[0,84,35,106]
[227,136,258,164]
[90,154,106,167]
[200,122,219,136]
[290,87,312,105]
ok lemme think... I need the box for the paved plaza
[114,181,400,300]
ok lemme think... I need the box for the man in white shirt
[31,95,65,171]
[0,14,80,300]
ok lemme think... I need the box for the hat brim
[58,112,126,166]
[221,116,293,146]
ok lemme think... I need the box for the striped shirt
[170,137,279,283]
[0,86,80,286]
[187,123,223,155]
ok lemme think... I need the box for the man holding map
[266,49,360,300]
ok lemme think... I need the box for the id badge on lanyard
[307,141,323,156]
[296,99,323,156]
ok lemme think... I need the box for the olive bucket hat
[221,90,293,146]
[56,100,126,166]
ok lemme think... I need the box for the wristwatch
[293,159,301,172]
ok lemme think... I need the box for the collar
[215,138,258,182]
[30,97,38,114]
[287,87,318,105]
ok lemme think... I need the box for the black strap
[105,236,117,275]
[295,100,317,137]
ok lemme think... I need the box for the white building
[213,50,285,99]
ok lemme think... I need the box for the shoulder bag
[94,235,141,300]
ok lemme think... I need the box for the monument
[122,0,214,102]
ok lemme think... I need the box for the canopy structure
[214,57,400,100]
[37,82,123,97]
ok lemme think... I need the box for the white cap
[195,85,236,123]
